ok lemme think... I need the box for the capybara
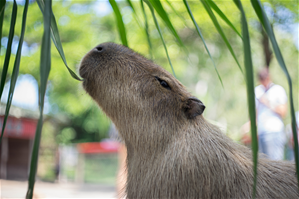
[79,42,298,199]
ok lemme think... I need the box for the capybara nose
[95,44,104,52]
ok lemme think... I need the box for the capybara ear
[183,97,205,119]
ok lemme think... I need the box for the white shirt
[255,84,287,134]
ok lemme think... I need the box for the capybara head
[80,42,205,146]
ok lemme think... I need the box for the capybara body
[80,42,298,199]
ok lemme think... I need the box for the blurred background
[0,0,298,198]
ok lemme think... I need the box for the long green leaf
[165,0,188,27]
[126,0,142,28]
[36,0,82,81]
[26,0,52,198]
[0,0,17,101]
[0,0,28,143]
[251,0,299,186]
[200,0,243,73]
[140,0,153,59]
[183,0,223,87]
[144,0,176,78]
[233,0,258,197]
[148,0,183,47]
[109,0,128,47]
[207,0,242,38]
[0,0,6,54]
[0,0,5,15]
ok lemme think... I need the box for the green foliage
[144,0,176,77]
[36,0,82,81]
[1,0,17,141]
[183,0,222,86]
[201,0,243,73]
[27,0,51,197]
[0,0,16,102]
[233,0,258,196]
[57,127,75,144]
[0,1,5,51]
[109,0,128,47]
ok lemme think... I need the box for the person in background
[241,68,288,160]
[255,68,288,160]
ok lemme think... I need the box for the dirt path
[1,180,116,199]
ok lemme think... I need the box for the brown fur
[80,42,298,199]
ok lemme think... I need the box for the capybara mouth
[79,63,88,79]
[79,56,98,79]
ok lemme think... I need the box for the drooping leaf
[165,0,188,27]
[0,0,5,15]
[148,0,183,47]
[0,0,28,143]
[109,0,128,47]
[233,0,258,197]
[0,0,17,101]
[140,0,153,59]
[183,0,223,87]
[251,0,299,186]
[26,0,51,198]
[200,0,243,73]
[126,0,142,28]
[36,0,82,81]
[207,0,242,38]
[143,0,176,78]
[0,0,6,54]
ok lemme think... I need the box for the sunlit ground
[1,180,116,199]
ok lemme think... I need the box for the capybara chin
[80,42,298,199]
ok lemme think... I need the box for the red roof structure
[0,116,37,139]
[77,140,120,154]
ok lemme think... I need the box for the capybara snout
[79,43,115,78]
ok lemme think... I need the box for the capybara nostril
[95,45,104,52]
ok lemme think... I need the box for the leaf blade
[143,0,176,78]
[207,0,242,38]
[109,0,128,47]
[233,0,258,197]
[140,0,153,59]
[148,0,183,47]
[0,0,17,101]
[0,0,6,54]
[1,0,28,143]
[126,0,142,28]
[26,0,52,198]
[200,0,243,73]
[165,0,188,27]
[36,0,82,81]
[250,0,299,187]
[183,0,223,87]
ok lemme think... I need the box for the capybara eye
[160,81,170,89]
[155,76,171,90]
